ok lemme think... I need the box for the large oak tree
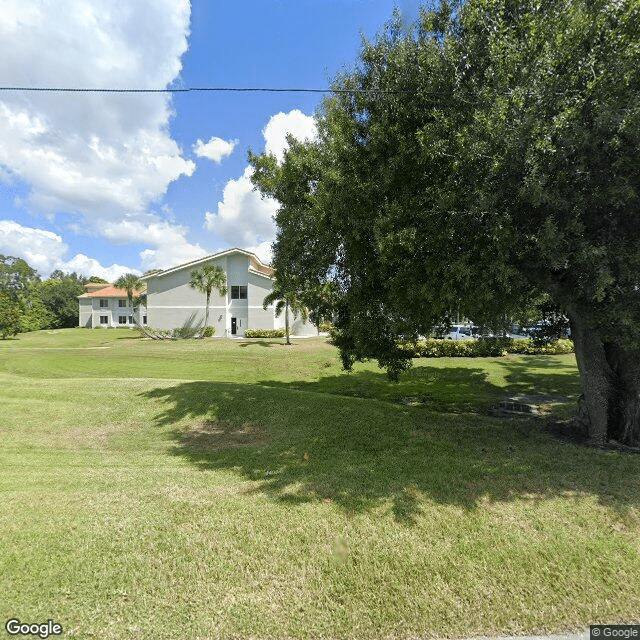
[251,0,640,446]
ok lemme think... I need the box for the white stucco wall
[247,271,276,332]
[142,249,316,338]
[79,296,146,329]
[146,256,228,334]
[145,251,274,337]
[79,298,93,327]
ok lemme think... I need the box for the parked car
[507,326,529,339]
[446,325,479,340]
[518,321,571,339]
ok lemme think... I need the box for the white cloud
[0,220,133,280]
[77,215,209,271]
[263,109,318,162]
[62,254,136,281]
[0,0,194,242]
[204,166,278,250]
[193,137,238,163]
[204,110,317,256]
[247,241,273,265]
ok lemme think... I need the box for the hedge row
[244,328,286,338]
[399,337,574,358]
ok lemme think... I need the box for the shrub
[244,329,286,338]
[138,313,208,340]
[318,321,334,333]
[202,326,215,337]
[399,337,574,358]
[508,338,574,355]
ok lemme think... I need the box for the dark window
[99,299,108,308]
[143,316,147,325]
[119,316,127,325]
[128,316,133,324]
[118,299,127,307]
[100,315,108,324]
[231,286,247,300]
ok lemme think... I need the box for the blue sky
[0,0,418,279]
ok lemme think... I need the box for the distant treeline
[0,255,107,337]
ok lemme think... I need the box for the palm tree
[263,277,308,345]
[188,264,227,330]
[114,273,145,328]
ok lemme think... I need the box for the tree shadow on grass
[140,365,639,526]
[239,340,281,348]
[264,356,581,412]
[493,356,582,399]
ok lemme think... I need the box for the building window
[128,316,134,324]
[143,316,147,325]
[231,285,247,300]
[119,316,127,325]
[100,315,108,324]
[99,299,109,308]
[118,299,127,307]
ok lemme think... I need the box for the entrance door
[231,317,237,335]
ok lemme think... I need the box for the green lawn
[1,329,638,639]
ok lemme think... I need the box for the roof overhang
[140,248,273,280]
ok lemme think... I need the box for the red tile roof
[249,255,274,277]
[78,285,145,299]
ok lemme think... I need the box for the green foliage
[0,291,22,338]
[36,274,85,328]
[244,328,286,338]
[0,258,89,332]
[263,275,309,345]
[172,314,204,339]
[251,0,640,387]
[202,326,215,337]
[0,254,40,299]
[19,295,54,333]
[399,338,575,359]
[189,264,227,329]
[114,273,145,328]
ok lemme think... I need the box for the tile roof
[249,255,274,277]
[78,285,145,299]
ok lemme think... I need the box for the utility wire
[0,86,408,94]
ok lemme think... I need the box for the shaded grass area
[143,379,635,518]
[0,329,638,639]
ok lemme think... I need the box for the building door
[231,317,237,335]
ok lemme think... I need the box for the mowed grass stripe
[0,329,638,639]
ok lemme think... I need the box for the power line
[0,86,408,95]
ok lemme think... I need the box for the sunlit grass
[0,329,638,639]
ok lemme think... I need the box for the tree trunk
[604,342,640,446]
[285,301,291,345]
[569,312,640,447]
[204,291,210,328]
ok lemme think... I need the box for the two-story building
[79,248,315,337]
[78,283,147,328]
